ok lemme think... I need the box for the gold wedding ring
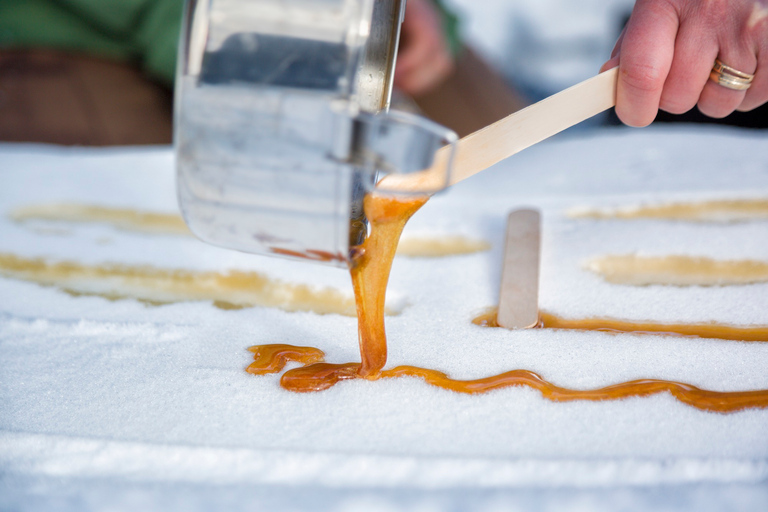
[709,58,755,91]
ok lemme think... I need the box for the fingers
[611,27,626,59]
[695,2,757,118]
[735,6,768,112]
[395,28,452,95]
[613,0,768,124]
[393,0,454,96]
[397,47,453,95]
[732,4,768,112]
[396,27,432,78]
[698,61,755,118]
[599,28,624,72]
[659,15,718,115]
[614,0,680,127]
[739,60,768,111]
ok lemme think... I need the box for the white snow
[1,125,768,511]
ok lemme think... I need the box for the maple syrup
[396,235,490,257]
[10,203,190,235]
[473,308,768,343]
[585,254,768,286]
[0,253,361,316]
[10,201,768,412]
[246,343,768,413]
[246,194,768,413]
[569,198,768,223]
[10,203,489,257]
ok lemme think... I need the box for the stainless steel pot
[175,0,456,266]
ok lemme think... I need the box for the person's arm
[603,0,768,127]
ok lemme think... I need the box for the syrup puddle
[568,198,768,223]
[0,252,377,316]
[10,203,191,236]
[9,203,489,257]
[472,308,768,343]
[396,236,490,257]
[585,255,768,286]
[247,344,768,413]
[245,195,768,413]
[13,201,768,412]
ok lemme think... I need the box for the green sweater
[0,0,460,86]
[0,0,184,85]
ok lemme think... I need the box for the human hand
[602,0,768,127]
[394,0,455,96]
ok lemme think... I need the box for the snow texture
[1,127,768,512]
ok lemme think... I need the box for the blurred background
[447,0,767,129]
[0,0,764,147]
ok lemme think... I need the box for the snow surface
[1,126,768,511]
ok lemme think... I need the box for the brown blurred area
[0,49,174,146]
[413,47,526,138]
[0,46,522,147]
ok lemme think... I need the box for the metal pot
[175,0,456,266]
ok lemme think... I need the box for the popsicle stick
[497,209,541,330]
[380,67,618,193]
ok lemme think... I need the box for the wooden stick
[379,67,618,193]
[497,209,541,330]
